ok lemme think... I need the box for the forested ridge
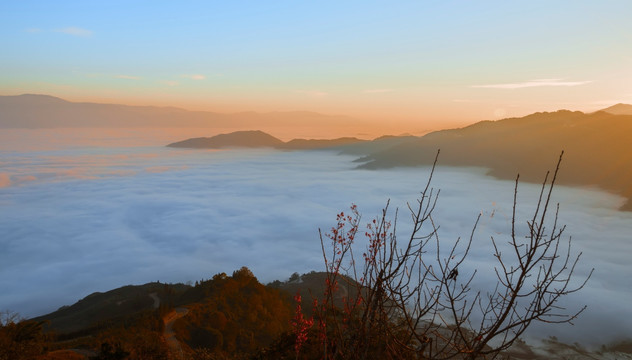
[1,268,317,359]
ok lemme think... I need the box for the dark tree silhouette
[0,311,47,360]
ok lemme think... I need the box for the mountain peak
[167,130,284,148]
[599,103,632,115]
[9,93,69,104]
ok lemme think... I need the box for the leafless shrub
[309,151,593,360]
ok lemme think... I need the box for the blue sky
[1,1,631,127]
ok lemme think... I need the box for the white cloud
[55,27,93,37]
[115,75,141,80]
[163,80,179,86]
[472,79,592,89]
[363,88,394,93]
[0,144,630,347]
[182,74,206,80]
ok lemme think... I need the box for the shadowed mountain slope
[339,135,419,156]
[279,137,365,150]
[358,110,632,211]
[32,282,190,334]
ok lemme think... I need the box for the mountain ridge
[357,110,632,211]
[600,103,632,115]
[26,272,632,360]
[167,130,286,149]
[166,130,382,150]
[0,94,362,130]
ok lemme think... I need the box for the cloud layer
[0,136,630,347]
[54,27,93,37]
[472,79,592,89]
[182,74,206,80]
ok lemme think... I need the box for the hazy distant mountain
[0,94,361,129]
[168,130,373,151]
[167,130,284,148]
[358,110,632,211]
[600,103,632,115]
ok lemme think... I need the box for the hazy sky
[1,1,632,128]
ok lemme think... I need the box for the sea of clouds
[0,130,631,346]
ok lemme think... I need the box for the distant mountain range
[0,94,361,129]
[4,93,631,210]
[2,93,629,129]
[168,108,632,211]
[167,130,421,153]
[166,130,383,150]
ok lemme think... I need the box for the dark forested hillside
[171,267,293,357]
[11,269,297,359]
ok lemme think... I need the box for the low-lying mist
[0,136,630,346]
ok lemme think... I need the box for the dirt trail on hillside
[149,292,160,309]
[163,307,189,360]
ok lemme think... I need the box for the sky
[0,142,630,346]
[1,1,632,129]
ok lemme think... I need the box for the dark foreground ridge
[7,269,630,359]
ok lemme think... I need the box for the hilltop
[22,269,356,359]
[167,130,285,148]
[600,103,632,115]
